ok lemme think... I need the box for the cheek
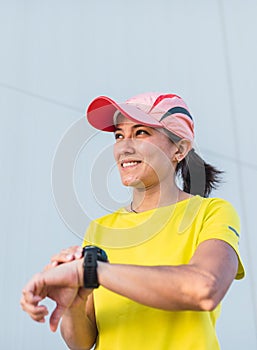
[136,142,151,157]
[142,142,171,163]
[144,144,176,177]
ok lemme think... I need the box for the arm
[21,239,238,337]
[65,238,237,311]
[60,293,97,350]
[96,239,238,311]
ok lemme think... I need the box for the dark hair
[175,149,223,198]
[163,129,223,198]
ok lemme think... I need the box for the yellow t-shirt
[83,196,245,350]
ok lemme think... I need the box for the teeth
[122,161,139,168]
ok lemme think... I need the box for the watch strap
[82,246,108,288]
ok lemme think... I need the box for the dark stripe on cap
[228,225,240,238]
[159,107,193,122]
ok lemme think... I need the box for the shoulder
[184,196,241,235]
[201,196,236,207]
[200,197,239,219]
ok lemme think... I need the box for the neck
[129,181,189,213]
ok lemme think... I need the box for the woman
[21,92,245,350]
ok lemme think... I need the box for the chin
[121,177,144,188]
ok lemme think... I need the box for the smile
[121,161,142,168]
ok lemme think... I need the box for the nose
[114,138,136,159]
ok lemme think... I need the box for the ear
[172,139,192,163]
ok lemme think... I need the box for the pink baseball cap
[86,92,194,141]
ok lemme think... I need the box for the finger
[43,263,54,271]
[22,289,42,305]
[43,261,58,271]
[50,254,73,263]
[49,305,65,332]
[20,296,49,322]
[29,306,49,322]
[23,273,45,298]
[20,290,43,312]
[74,247,83,259]
[51,247,77,262]
[51,246,82,264]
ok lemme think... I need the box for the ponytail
[163,129,223,197]
[175,149,223,198]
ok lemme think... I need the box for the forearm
[60,296,97,350]
[97,262,216,311]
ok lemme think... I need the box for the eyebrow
[114,124,149,131]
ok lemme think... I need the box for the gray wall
[1,0,256,349]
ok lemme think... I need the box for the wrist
[95,261,107,286]
[63,298,87,315]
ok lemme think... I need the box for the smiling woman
[21,92,245,350]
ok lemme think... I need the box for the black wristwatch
[82,245,108,288]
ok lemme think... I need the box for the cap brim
[86,96,162,132]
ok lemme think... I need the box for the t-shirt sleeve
[197,198,245,280]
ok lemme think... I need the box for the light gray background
[1,0,256,349]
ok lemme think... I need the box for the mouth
[121,160,142,168]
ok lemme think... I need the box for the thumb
[49,304,65,332]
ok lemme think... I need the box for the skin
[20,117,239,350]
[113,116,192,211]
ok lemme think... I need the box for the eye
[135,129,150,136]
[114,132,124,140]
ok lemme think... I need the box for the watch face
[97,249,108,262]
[83,245,108,262]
